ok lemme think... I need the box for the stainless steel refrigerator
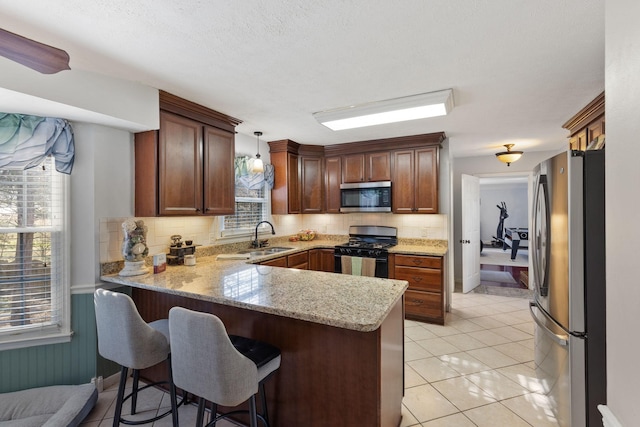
[530,149,606,427]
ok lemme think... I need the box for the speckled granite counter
[100,242,408,332]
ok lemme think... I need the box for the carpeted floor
[480,270,517,284]
[480,246,528,267]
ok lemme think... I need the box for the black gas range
[334,225,398,278]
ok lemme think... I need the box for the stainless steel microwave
[340,181,392,212]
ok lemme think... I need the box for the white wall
[603,1,640,424]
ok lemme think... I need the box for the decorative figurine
[119,218,150,276]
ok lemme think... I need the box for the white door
[462,174,481,293]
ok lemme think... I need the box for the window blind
[0,157,65,335]
[222,182,269,234]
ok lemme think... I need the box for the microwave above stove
[340,181,392,213]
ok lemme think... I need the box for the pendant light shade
[495,144,523,166]
[252,131,264,173]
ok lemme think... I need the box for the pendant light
[495,144,523,166]
[252,131,264,173]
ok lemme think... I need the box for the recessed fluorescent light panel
[313,89,454,131]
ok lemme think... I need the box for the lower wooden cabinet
[287,251,309,270]
[309,248,336,272]
[260,248,335,272]
[390,254,444,324]
[260,257,287,267]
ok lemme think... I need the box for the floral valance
[234,156,274,190]
[0,113,75,174]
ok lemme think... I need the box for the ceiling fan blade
[0,28,70,74]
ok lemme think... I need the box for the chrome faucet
[252,221,276,248]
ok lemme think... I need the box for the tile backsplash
[100,213,448,263]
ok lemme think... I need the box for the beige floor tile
[422,323,463,337]
[405,325,439,341]
[82,388,118,422]
[406,341,434,361]
[431,376,496,411]
[467,329,511,347]
[490,325,533,342]
[465,369,531,400]
[405,363,429,388]
[492,342,534,363]
[400,404,421,427]
[403,384,459,423]
[496,363,547,394]
[463,402,530,427]
[421,412,477,427]
[446,318,486,333]
[442,333,487,351]
[408,357,461,382]
[511,309,535,322]
[468,315,508,330]
[415,337,461,356]
[467,346,520,369]
[501,393,560,426]
[438,352,492,375]
[78,421,101,427]
[488,313,523,326]
[513,321,535,335]
[517,338,535,350]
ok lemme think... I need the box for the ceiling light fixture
[312,89,454,131]
[252,131,264,173]
[495,144,523,166]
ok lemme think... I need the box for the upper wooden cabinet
[135,91,240,217]
[269,140,301,214]
[324,156,342,213]
[392,146,439,214]
[269,132,444,215]
[562,92,605,151]
[342,152,391,183]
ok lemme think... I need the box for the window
[221,180,270,237]
[0,157,70,349]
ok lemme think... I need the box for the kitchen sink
[237,247,294,256]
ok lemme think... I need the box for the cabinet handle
[411,299,423,304]
[196,208,201,212]
[412,259,423,266]
[412,276,423,282]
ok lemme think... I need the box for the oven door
[334,250,388,278]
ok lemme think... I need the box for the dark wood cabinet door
[325,156,342,213]
[301,156,323,213]
[319,249,336,272]
[367,152,391,181]
[203,126,235,215]
[158,111,203,215]
[342,154,366,183]
[261,256,287,267]
[287,153,301,213]
[391,150,415,213]
[415,147,438,213]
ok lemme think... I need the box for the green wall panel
[0,293,99,393]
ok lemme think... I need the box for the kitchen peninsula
[100,248,408,427]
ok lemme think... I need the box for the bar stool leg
[113,366,128,427]
[259,382,269,426]
[131,369,140,414]
[196,399,206,427]
[249,395,258,427]
[168,355,179,427]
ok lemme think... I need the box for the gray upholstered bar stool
[168,307,281,427]
[94,288,180,427]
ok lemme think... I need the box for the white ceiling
[0,0,604,158]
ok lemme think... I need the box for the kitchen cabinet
[324,156,342,213]
[309,248,336,272]
[342,152,391,183]
[260,256,287,267]
[287,251,309,270]
[300,146,324,214]
[392,147,439,213]
[135,91,240,217]
[563,92,605,151]
[269,140,301,214]
[390,254,444,324]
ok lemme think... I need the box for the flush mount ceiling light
[495,144,523,166]
[313,89,454,131]
[252,131,264,173]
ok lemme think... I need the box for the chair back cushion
[94,289,170,369]
[169,307,258,406]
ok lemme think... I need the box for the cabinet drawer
[287,251,308,268]
[261,257,287,267]
[395,254,442,269]
[405,290,443,321]
[395,266,442,292]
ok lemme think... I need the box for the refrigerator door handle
[529,301,569,347]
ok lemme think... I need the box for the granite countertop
[101,240,408,332]
[100,237,447,332]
